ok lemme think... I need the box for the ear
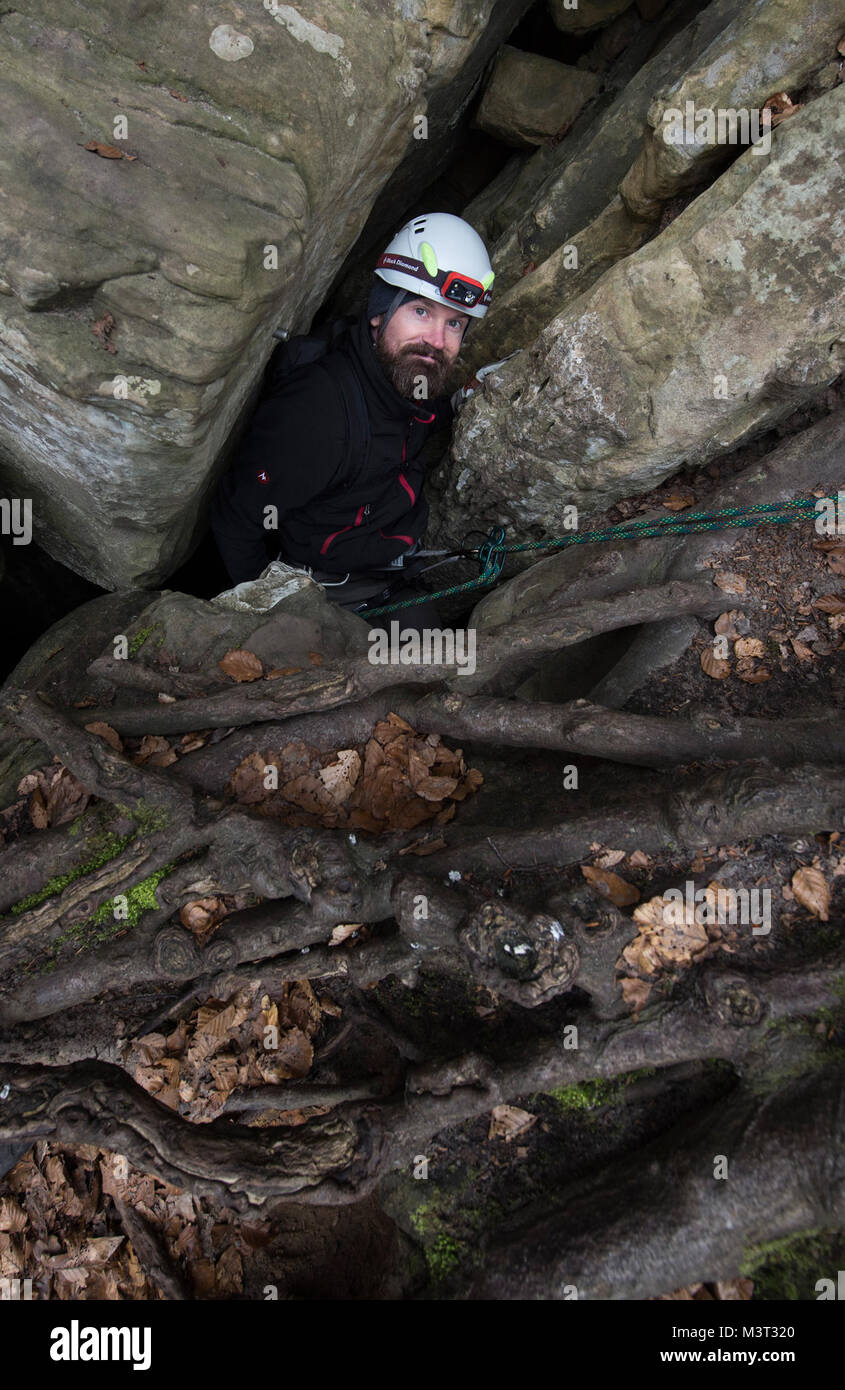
[369,313,384,330]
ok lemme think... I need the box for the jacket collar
[346,307,437,421]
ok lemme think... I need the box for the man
[211,212,502,626]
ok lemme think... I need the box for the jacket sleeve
[210,378,346,586]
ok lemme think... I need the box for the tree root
[467,1065,845,1299]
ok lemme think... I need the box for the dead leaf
[662,493,695,511]
[594,849,626,869]
[319,749,361,805]
[620,977,652,1014]
[790,637,814,662]
[329,922,363,947]
[791,866,830,921]
[581,863,639,906]
[734,637,764,659]
[29,788,49,829]
[812,593,845,614]
[736,662,771,684]
[219,649,263,682]
[700,648,731,680]
[84,721,123,751]
[83,141,125,159]
[714,572,746,595]
[133,734,172,765]
[762,92,801,126]
[266,666,302,679]
[488,1104,537,1142]
[308,652,323,666]
[180,898,227,936]
[714,610,744,639]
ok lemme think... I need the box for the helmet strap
[376,287,411,339]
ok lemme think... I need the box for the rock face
[0,0,530,589]
[458,0,845,372]
[431,86,845,546]
[473,46,601,146]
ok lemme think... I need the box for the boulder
[457,0,845,372]
[473,46,601,147]
[620,0,845,219]
[465,0,743,292]
[0,0,531,589]
[431,87,845,547]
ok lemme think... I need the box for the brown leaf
[700,648,731,680]
[812,593,845,614]
[662,493,695,511]
[713,572,746,595]
[733,637,764,659]
[169,90,188,101]
[179,897,226,935]
[133,734,172,765]
[274,1027,314,1079]
[736,662,771,683]
[620,976,652,1015]
[219,648,263,682]
[318,749,361,805]
[29,787,49,829]
[791,866,830,921]
[714,610,744,639]
[329,922,363,947]
[84,141,125,158]
[308,651,323,666]
[265,666,302,679]
[790,637,814,662]
[84,720,123,751]
[488,1104,537,1142]
[581,863,640,906]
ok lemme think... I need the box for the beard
[373,332,459,402]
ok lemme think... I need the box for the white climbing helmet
[374,212,495,319]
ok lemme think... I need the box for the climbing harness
[358,496,821,617]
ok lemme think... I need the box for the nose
[421,319,447,352]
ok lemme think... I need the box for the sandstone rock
[459,194,653,374]
[433,87,845,548]
[474,45,601,147]
[468,0,742,291]
[0,0,529,589]
[620,0,845,220]
[459,0,843,373]
[549,0,633,34]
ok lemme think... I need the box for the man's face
[370,296,469,401]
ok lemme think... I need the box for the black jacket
[210,309,454,584]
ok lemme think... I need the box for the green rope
[360,496,820,617]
